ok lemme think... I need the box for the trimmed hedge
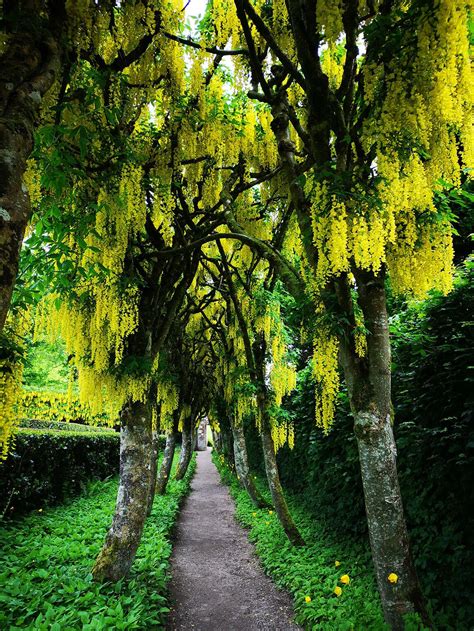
[0,453,197,629]
[19,418,115,432]
[0,428,120,517]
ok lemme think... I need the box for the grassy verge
[213,452,388,630]
[0,451,196,630]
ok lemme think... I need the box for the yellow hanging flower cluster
[313,328,340,433]
[321,44,344,91]
[309,181,387,284]
[158,380,180,433]
[360,0,472,297]
[316,1,343,43]
[207,0,241,50]
[21,390,116,425]
[23,159,42,208]
[0,361,23,459]
[34,174,147,417]
[271,422,295,452]
[0,312,30,459]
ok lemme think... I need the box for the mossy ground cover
[0,452,196,630]
[214,452,408,631]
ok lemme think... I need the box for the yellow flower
[340,574,350,584]
[334,586,342,597]
[388,573,398,584]
[252,512,257,517]
[335,560,341,567]
[265,521,270,525]
[268,510,273,515]
[305,595,312,603]
[38,508,43,512]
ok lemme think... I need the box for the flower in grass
[305,595,312,603]
[252,512,257,517]
[265,521,270,525]
[388,573,398,584]
[335,560,341,567]
[340,574,350,584]
[334,586,342,597]
[268,510,273,515]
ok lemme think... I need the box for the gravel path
[167,449,300,631]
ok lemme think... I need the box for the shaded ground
[167,449,300,631]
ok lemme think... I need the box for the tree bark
[146,427,160,516]
[222,424,236,470]
[0,24,61,332]
[92,400,153,582]
[156,432,177,495]
[342,271,428,629]
[212,429,223,453]
[258,396,305,546]
[174,421,192,481]
[231,418,270,509]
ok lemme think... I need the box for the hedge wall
[271,267,474,628]
[19,418,114,432]
[0,429,120,517]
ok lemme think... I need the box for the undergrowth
[0,451,196,630]
[213,452,428,631]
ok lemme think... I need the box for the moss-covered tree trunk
[212,429,223,453]
[250,332,304,546]
[339,272,428,629]
[156,432,177,495]
[231,418,270,509]
[146,427,160,516]
[92,400,152,582]
[257,395,304,546]
[175,418,192,481]
[222,424,235,471]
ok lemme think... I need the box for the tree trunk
[232,419,270,509]
[146,427,160,516]
[258,397,305,546]
[156,432,177,495]
[92,400,153,582]
[0,27,61,332]
[174,422,192,481]
[212,429,223,453]
[345,272,428,629]
[222,425,235,470]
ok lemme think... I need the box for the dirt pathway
[167,449,300,631]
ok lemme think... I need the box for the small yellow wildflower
[305,596,312,603]
[388,573,398,584]
[334,586,342,597]
[38,508,43,512]
[335,560,341,567]
[252,512,257,517]
[340,574,350,584]
[265,521,270,525]
[268,510,273,515]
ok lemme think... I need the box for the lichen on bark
[92,400,153,582]
[156,432,177,495]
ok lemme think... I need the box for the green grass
[0,452,196,630]
[213,452,387,631]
